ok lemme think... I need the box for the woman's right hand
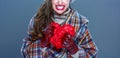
[40,24,54,48]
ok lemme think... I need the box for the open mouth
[56,5,65,10]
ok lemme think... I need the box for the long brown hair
[30,0,53,40]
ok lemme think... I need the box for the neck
[52,8,72,24]
[52,8,71,24]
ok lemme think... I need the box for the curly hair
[29,0,53,40]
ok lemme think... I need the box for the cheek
[64,0,69,3]
[52,0,56,9]
[52,4,56,12]
[64,2,70,10]
[65,3,69,8]
[64,0,70,8]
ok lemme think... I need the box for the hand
[40,24,54,48]
[63,35,78,55]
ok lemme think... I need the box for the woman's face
[51,0,70,14]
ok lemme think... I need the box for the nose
[58,0,63,5]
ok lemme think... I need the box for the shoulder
[27,14,36,34]
[72,10,89,25]
[28,14,37,27]
[28,16,35,28]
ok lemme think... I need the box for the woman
[21,0,98,58]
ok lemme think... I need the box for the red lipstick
[56,5,65,10]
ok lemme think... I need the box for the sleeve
[72,13,98,58]
[21,16,35,58]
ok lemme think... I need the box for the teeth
[57,6,64,10]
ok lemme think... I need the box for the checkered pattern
[21,8,98,58]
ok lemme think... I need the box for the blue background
[0,0,120,58]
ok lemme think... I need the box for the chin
[56,11,64,14]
